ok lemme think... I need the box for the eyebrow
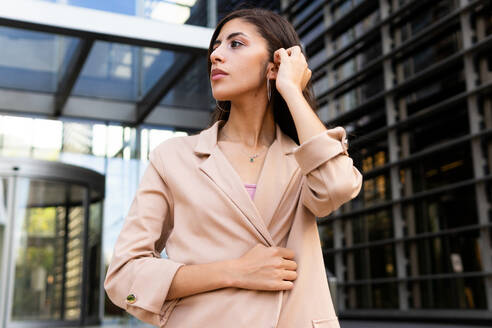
[212,32,248,47]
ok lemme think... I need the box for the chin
[211,90,233,102]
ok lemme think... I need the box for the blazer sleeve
[292,126,363,218]
[103,148,185,327]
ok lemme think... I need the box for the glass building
[0,0,490,326]
[282,0,492,323]
[0,157,105,326]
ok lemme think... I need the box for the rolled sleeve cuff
[126,258,185,315]
[292,127,349,175]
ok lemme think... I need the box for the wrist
[222,259,242,288]
[279,84,303,102]
[281,86,305,105]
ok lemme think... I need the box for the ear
[266,62,278,80]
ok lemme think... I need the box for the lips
[211,68,228,78]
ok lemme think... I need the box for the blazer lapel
[194,120,272,246]
[253,123,299,230]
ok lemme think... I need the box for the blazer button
[126,293,137,304]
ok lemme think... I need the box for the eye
[230,40,243,48]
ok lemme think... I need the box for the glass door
[9,179,86,322]
[0,158,104,328]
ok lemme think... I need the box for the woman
[104,8,363,328]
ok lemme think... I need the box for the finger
[290,45,301,56]
[281,269,297,281]
[281,259,298,271]
[274,48,286,64]
[277,280,294,290]
[277,247,295,260]
[278,48,289,61]
[274,49,281,64]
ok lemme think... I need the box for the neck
[219,97,275,149]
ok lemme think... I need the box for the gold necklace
[220,129,269,163]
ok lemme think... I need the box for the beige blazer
[104,120,363,328]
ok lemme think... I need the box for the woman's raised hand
[272,45,312,97]
[230,243,298,291]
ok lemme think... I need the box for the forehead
[217,18,261,40]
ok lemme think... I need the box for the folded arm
[281,85,363,218]
[103,149,186,326]
[292,127,363,218]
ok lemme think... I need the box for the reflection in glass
[346,282,399,309]
[11,179,86,322]
[351,210,393,244]
[65,185,85,320]
[408,186,478,234]
[334,10,380,51]
[159,55,214,111]
[399,30,461,79]
[415,277,487,309]
[87,196,103,320]
[0,177,7,224]
[0,178,8,298]
[12,179,66,320]
[400,0,458,42]
[0,27,77,93]
[72,41,138,101]
[411,232,483,276]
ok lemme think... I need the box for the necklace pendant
[249,157,254,162]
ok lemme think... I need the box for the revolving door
[0,157,105,327]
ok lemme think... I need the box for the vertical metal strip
[0,175,14,328]
[459,0,492,310]
[80,187,90,325]
[4,175,17,327]
[379,0,409,311]
[61,184,70,320]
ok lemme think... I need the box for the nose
[210,46,224,64]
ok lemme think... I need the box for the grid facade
[282,0,492,322]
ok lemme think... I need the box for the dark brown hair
[206,7,320,145]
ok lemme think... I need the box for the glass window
[412,276,487,309]
[362,172,391,205]
[398,30,461,79]
[407,231,483,277]
[87,197,103,319]
[0,27,77,93]
[36,0,207,27]
[401,0,458,41]
[333,9,380,51]
[313,74,329,96]
[403,185,478,234]
[308,47,328,69]
[406,105,469,154]
[0,116,62,160]
[300,16,324,47]
[159,55,214,111]
[334,0,353,20]
[345,244,396,281]
[345,282,399,309]
[11,179,86,321]
[410,146,473,191]
[72,41,138,101]
[319,223,334,249]
[292,0,324,27]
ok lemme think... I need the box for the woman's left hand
[272,45,312,97]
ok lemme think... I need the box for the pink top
[244,183,256,200]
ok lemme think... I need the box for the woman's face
[210,18,271,101]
